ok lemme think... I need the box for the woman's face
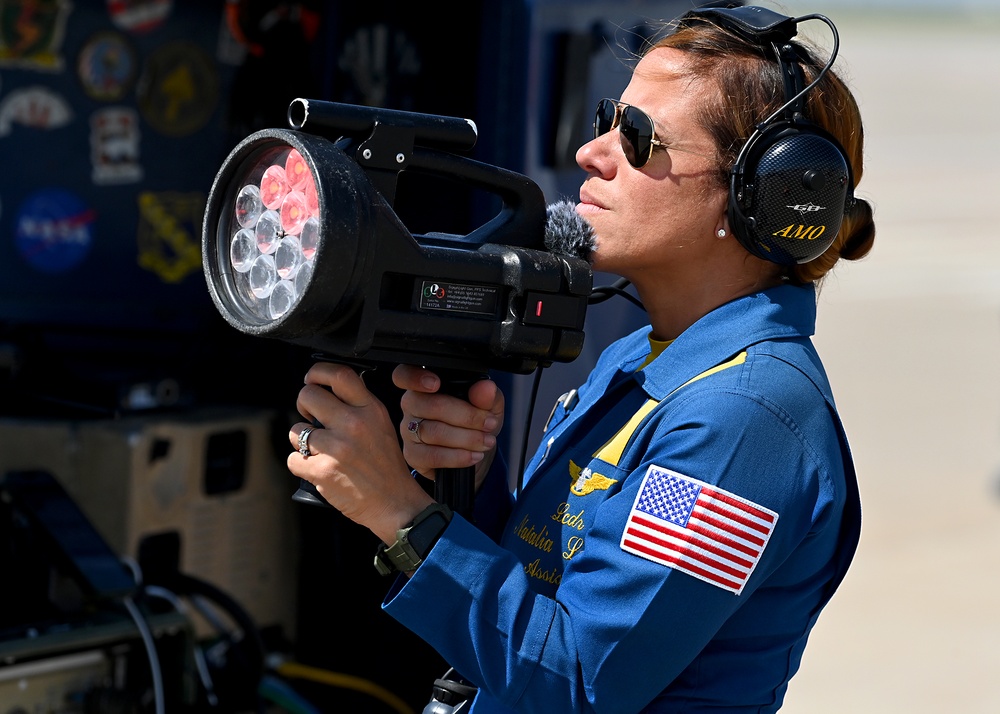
[576,47,728,283]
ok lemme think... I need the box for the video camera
[201,99,591,376]
[201,100,593,513]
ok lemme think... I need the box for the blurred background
[0,0,997,711]
[776,1,1000,711]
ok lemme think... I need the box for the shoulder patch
[620,464,778,595]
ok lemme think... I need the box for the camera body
[202,100,591,375]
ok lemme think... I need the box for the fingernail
[471,452,485,463]
[483,416,498,432]
[421,374,439,390]
[484,434,496,449]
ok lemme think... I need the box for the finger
[392,364,441,393]
[304,362,372,408]
[400,388,497,434]
[296,383,336,428]
[404,442,486,477]
[466,377,497,410]
[402,416,426,445]
[406,417,496,453]
[289,422,322,458]
[467,378,504,431]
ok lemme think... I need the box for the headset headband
[682,5,798,46]
[679,5,838,130]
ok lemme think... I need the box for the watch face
[374,505,452,575]
[406,510,452,556]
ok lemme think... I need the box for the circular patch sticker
[106,0,172,34]
[15,188,96,274]
[78,31,137,101]
[136,40,218,137]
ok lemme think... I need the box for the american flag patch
[620,465,778,595]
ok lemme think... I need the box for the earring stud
[717,228,727,238]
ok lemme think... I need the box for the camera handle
[432,370,487,522]
[292,366,485,523]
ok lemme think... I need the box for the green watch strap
[374,502,453,576]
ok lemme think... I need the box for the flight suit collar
[632,283,817,400]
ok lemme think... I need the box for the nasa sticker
[15,188,96,274]
[78,31,137,101]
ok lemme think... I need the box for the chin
[586,238,600,266]
[589,245,624,275]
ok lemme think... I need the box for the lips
[577,189,607,214]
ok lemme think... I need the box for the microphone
[544,200,595,262]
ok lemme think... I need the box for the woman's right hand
[392,364,505,489]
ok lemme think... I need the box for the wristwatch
[374,503,453,576]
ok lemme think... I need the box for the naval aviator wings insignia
[569,459,618,497]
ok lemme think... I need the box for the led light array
[228,148,319,321]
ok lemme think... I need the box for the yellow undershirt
[639,335,673,370]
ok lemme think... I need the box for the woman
[288,6,875,712]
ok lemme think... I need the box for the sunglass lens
[594,98,617,139]
[619,106,653,168]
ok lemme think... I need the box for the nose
[575,130,617,176]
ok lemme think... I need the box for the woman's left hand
[287,362,434,544]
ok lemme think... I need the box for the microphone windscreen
[544,200,595,261]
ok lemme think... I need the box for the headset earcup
[729,122,852,265]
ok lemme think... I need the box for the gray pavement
[769,3,1000,712]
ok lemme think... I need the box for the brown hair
[653,19,875,284]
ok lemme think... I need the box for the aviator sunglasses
[594,97,710,168]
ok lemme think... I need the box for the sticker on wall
[136,191,204,283]
[91,107,143,185]
[0,0,72,71]
[14,188,96,275]
[106,0,173,35]
[0,86,72,136]
[136,41,218,137]
[337,23,422,107]
[77,31,137,101]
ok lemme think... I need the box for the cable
[274,660,416,714]
[140,565,267,710]
[258,674,323,714]
[188,592,237,636]
[122,594,165,714]
[589,279,644,310]
[118,557,166,714]
[754,14,840,131]
[512,278,645,495]
[144,584,220,708]
[515,366,544,497]
[171,571,268,677]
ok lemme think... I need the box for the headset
[679,5,855,265]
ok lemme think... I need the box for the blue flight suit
[384,283,861,713]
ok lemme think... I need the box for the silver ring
[298,426,317,457]
[406,418,423,443]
